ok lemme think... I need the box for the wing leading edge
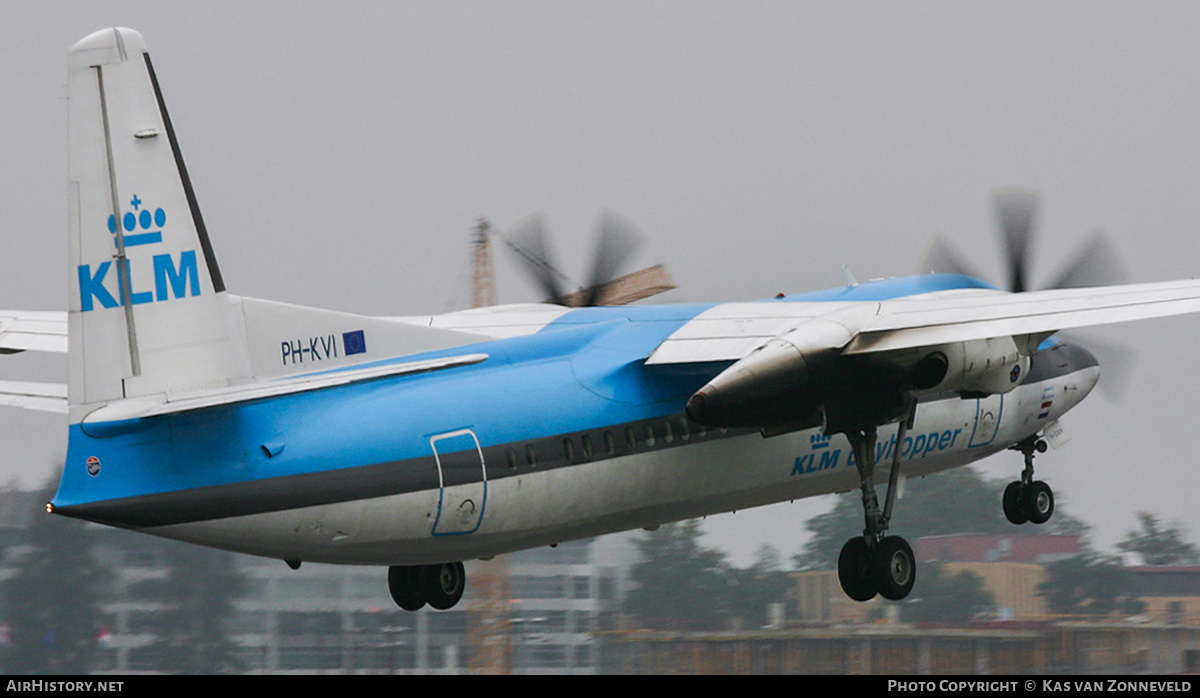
[846,278,1200,355]
[648,278,1200,366]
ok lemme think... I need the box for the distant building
[0,501,634,675]
[1126,566,1200,626]
[627,533,1200,674]
[789,570,875,625]
[789,534,1085,624]
[99,535,633,674]
[610,623,1200,674]
[916,533,1081,565]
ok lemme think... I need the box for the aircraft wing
[846,279,1200,354]
[0,381,68,413]
[647,279,1200,365]
[666,277,1200,432]
[0,311,68,354]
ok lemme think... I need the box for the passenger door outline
[430,429,487,536]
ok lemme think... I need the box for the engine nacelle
[910,336,1030,396]
[685,322,1032,434]
[684,314,860,429]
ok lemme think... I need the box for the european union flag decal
[343,330,366,356]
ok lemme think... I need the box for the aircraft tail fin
[66,29,491,424]
[68,28,249,413]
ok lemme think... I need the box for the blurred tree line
[1,465,1197,670]
[0,478,246,674]
[621,467,1200,628]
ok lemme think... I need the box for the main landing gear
[1003,435,1054,525]
[836,398,919,602]
[388,562,466,611]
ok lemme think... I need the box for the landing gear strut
[1003,435,1054,525]
[387,561,467,611]
[836,396,918,602]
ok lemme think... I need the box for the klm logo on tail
[78,195,200,311]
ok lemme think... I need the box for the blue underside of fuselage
[52,274,997,522]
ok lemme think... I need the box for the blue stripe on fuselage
[54,274,991,511]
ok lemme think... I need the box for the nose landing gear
[1003,435,1054,525]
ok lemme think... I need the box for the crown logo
[106,195,165,247]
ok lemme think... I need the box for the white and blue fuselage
[52,275,1099,566]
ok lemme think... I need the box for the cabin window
[581,434,594,459]
[525,444,538,467]
[678,418,690,441]
[663,421,674,444]
[644,424,656,447]
[563,438,576,463]
[625,427,638,450]
[603,431,616,454]
[506,447,519,470]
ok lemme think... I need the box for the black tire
[1003,481,1028,525]
[425,561,466,610]
[387,565,427,611]
[837,537,877,602]
[1022,480,1054,525]
[872,536,917,601]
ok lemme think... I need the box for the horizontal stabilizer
[0,311,68,354]
[0,381,68,413]
[81,353,488,425]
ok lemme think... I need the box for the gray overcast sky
[3,1,1200,565]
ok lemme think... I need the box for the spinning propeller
[504,211,671,307]
[923,189,1134,397]
[924,189,1128,293]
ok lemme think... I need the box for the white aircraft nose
[1060,342,1102,406]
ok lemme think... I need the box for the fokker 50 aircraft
[4,27,1200,611]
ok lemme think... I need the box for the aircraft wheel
[387,565,427,612]
[837,537,877,601]
[872,536,917,601]
[1003,481,1028,525]
[425,561,467,610]
[1022,480,1054,525]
